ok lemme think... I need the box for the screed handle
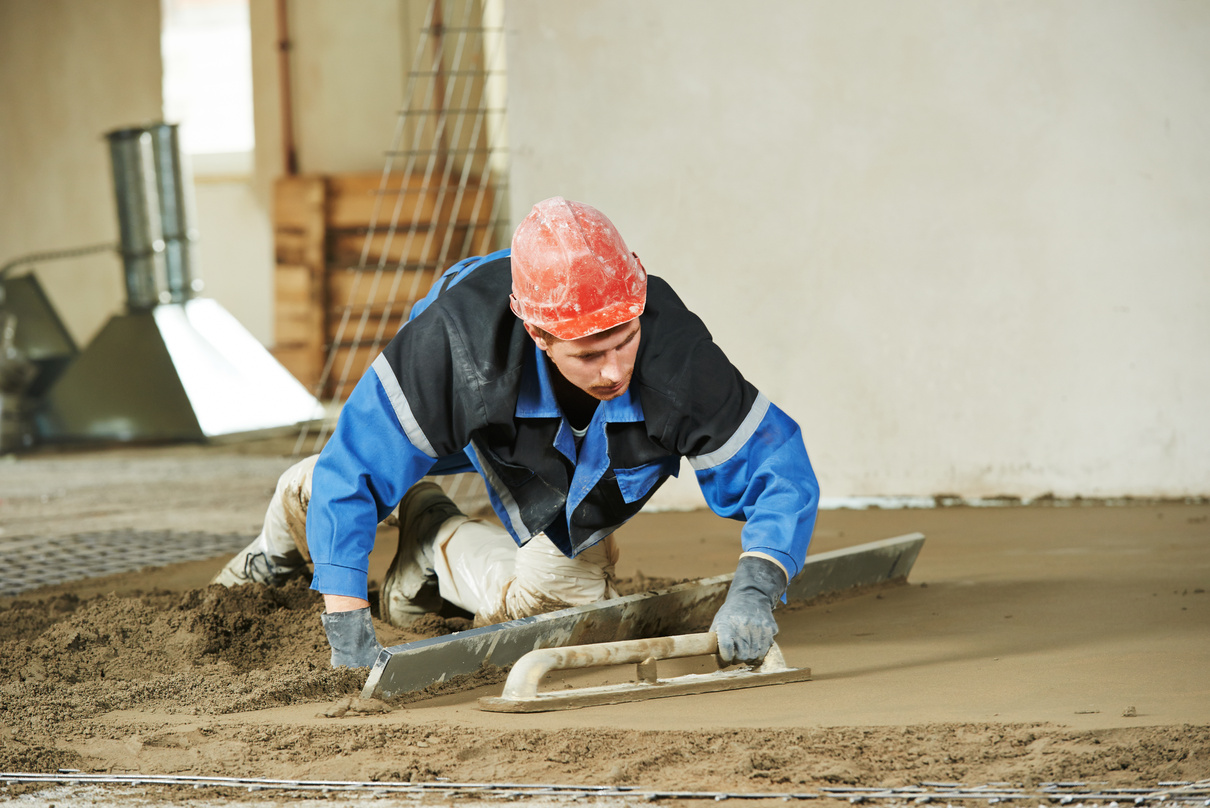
[500,632,788,701]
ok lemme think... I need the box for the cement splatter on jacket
[307,249,819,600]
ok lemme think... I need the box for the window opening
[161,0,255,174]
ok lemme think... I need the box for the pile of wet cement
[0,574,691,772]
[2,579,1208,791]
[1,581,362,721]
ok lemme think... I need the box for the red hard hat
[509,197,646,340]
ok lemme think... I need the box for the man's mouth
[591,379,628,399]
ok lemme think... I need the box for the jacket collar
[516,341,646,499]
[515,342,644,425]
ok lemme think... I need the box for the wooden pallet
[270,172,500,397]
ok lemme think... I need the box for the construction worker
[214,197,819,670]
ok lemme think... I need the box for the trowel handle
[500,632,788,701]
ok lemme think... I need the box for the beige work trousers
[252,455,619,624]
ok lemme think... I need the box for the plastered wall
[0,0,162,347]
[0,0,427,348]
[3,1,1206,502]
[504,0,1210,503]
[0,0,276,347]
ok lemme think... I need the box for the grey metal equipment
[0,311,37,452]
[146,123,204,303]
[0,248,90,451]
[0,529,252,597]
[36,123,322,442]
[107,126,168,310]
[362,532,925,700]
[0,273,78,399]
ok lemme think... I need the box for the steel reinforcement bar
[2,773,1209,804]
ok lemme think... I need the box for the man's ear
[522,322,551,352]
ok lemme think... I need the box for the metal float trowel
[478,631,811,713]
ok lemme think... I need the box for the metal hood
[37,123,323,442]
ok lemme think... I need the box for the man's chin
[589,380,629,401]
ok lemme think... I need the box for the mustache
[589,374,632,398]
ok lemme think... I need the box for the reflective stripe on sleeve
[372,353,437,459]
[687,392,771,471]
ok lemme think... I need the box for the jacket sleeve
[690,395,819,582]
[306,253,511,599]
[307,365,436,600]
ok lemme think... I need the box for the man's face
[527,321,641,401]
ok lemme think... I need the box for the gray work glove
[710,555,788,666]
[321,607,384,669]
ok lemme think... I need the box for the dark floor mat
[0,530,249,596]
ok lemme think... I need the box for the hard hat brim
[509,294,645,341]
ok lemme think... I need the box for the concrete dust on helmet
[509,197,647,340]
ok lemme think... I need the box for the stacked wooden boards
[271,173,501,397]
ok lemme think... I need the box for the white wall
[241,0,432,343]
[202,0,422,346]
[4,1,1207,501]
[504,0,1210,503]
[0,0,278,347]
[192,179,274,343]
[285,0,414,174]
[0,1,424,349]
[0,0,163,347]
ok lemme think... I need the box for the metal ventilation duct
[147,123,203,303]
[106,123,202,308]
[37,123,323,442]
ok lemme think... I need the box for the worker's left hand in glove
[710,555,788,666]
[320,606,384,669]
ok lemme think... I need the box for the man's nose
[601,351,622,383]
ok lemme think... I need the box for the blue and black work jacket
[307,250,820,600]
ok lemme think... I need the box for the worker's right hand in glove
[710,555,788,666]
[320,606,384,669]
